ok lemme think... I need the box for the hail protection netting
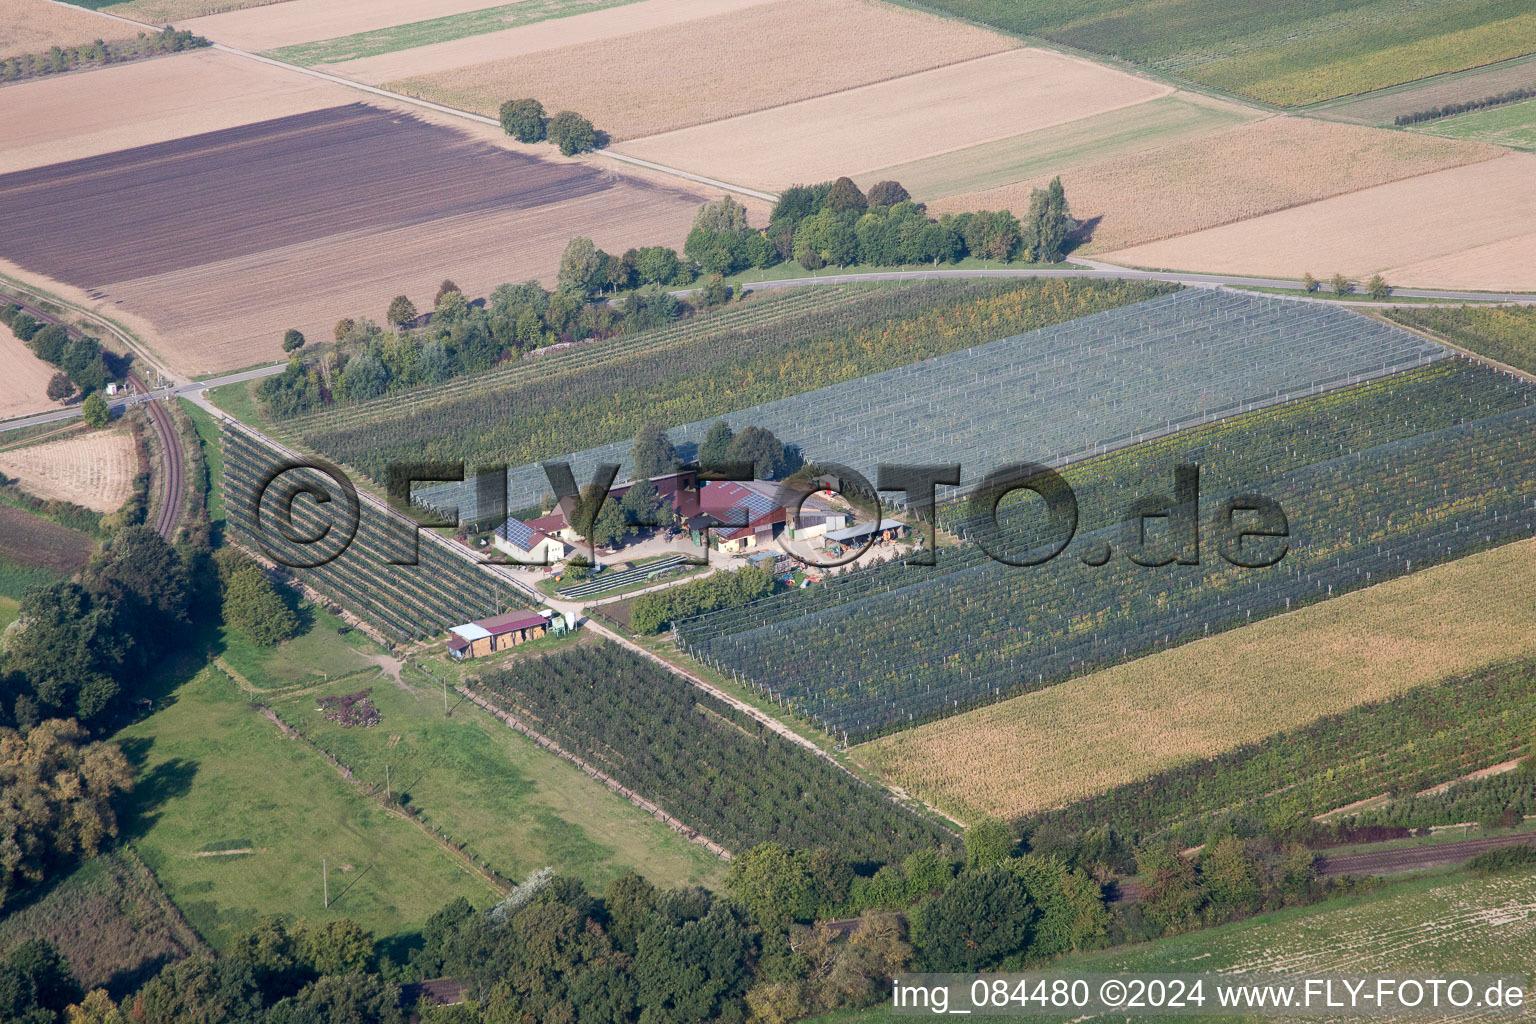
[417,290,1445,519]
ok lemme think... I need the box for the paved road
[1,360,285,433]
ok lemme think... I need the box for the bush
[548,110,598,156]
[499,97,546,143]
[1467,845,1536,876]
[281,328,305,352]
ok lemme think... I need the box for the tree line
[2,304,117,411]
[1394,85,1536,125]
[0,28,207,84]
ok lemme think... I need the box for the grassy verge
[215,603,379,694]
[178,398,225,525]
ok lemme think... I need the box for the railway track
[1,290,182,539]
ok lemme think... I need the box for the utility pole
[323,859,329,908]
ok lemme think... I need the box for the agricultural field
[0,100,711,376]
[905,0,1536,106]
[114,664,491,950]
[854,93,1256,203]
[0,429,138,512]
[296,279,1176,514]
[0,48,354,175]
[611,48,1171,191]
[175,0,521,52]
[931,115,1500,252]
[223,423,504,641]
[88,0,286,19]
[383,0,1017,141]
[469,642,951,861]
[1387,304,1536,374]
[0,325,59,419]
[315,0,776,84]
[263,0,648,66]
[857,540,1536,827]
[676,354,1536,741]
[1311,52,1536,125]
[266,668,728,893]
[1416,96,1536,149]
[0,847,207,999]
[0,0,132,59]
[0,503,94,598]
[812,868,1536,1024]
[1108,152,1536,288]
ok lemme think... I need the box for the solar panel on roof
[497,518,540,550]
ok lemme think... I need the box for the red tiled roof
[474,610,548,634]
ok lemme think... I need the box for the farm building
[446,609,559,659]
[493,518,570,563]
[674,480,843,553]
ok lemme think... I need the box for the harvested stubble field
[0,48,355,175]
[1108,151,1536,286]
[267,0,644,66]
[177,0,518,52]
[908,0,1536,107]
[855,538,1536,824]
[91,0,288,21]
[613,48,1171,191]
[1314,53,1536,126]
[0,326,59,420]
[0,429,138,512]
[1382,231,1536,292]
[0,102,709,376]
[1419,96,1536,149]
[385,0,1016,142]
[0,0,132,59]
[931,115,1501,253]
[854,93,1255,203]
[323,0,776,84]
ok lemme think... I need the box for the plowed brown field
[0,102,709,376]
[0,49,356,175]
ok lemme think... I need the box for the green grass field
[265,661,726,896]
[854,95,1254,200]
[118,608,724,950]
[0,593,20,629]
[1417,96,1536,148]
[265,0,643,66]
[216,603,381,694]
[114,664,491,951]
[805,866,1536,1023]
[908,0,1536,106]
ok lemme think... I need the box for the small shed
[446,610,551,659]
[822,518,906,548]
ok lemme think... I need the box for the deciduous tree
[498,98,546,143]
[548,110,597,155]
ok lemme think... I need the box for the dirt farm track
[0,100,711,376]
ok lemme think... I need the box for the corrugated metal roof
[824,518,904,542]
[475,610,548,633]
[449,623,492,642]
